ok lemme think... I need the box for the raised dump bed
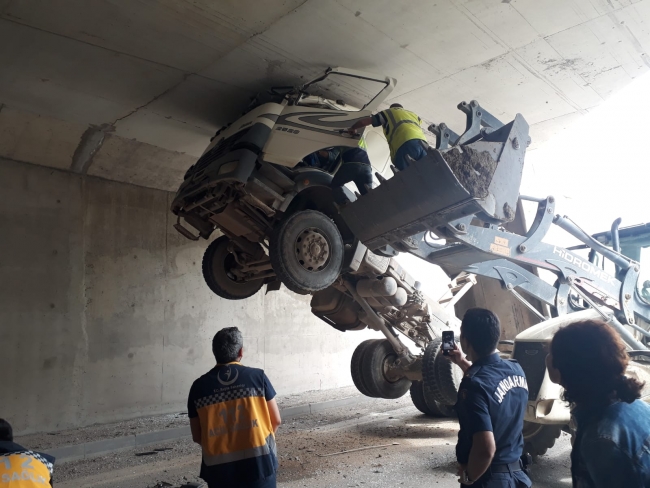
[340,114,530,250]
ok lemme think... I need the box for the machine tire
[523,422,562,457]
[360,339,411,399]
[433,349,464,406]
[410,381,455,417]
[270,210,344,295]
[351,339,379,397]
[202,236,264,300]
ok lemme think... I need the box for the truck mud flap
[340,114,529,250]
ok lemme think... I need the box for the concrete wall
[0,157,375,435]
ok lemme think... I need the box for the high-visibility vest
[357,135,367,150]
[380,108,426,159]
[1,450,53,486]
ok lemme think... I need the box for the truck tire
[270,210,344,295]
[523,422,562,457]
[433,349,464,406]
[422,338,463,407]
[360,339,411,399]
[410,381,455,417]
[202,236,264,300]
[351,340,379,397]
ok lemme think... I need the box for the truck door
[262,106,370,168]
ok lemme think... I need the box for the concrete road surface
[56,398,572,488]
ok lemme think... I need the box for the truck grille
[186,130,248,179]
[513,342,547,401]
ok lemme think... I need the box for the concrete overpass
[2,0,649,434]
[2,0,649,189]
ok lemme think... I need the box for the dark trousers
[208,472,276,488]
[393,139,427,170]
[462,469,531,488]
[331,162,373,195]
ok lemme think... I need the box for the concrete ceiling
[1,0,649,191]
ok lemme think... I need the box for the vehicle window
[301,73,388,111]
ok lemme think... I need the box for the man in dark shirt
[188,327,281,488]
[445,308,531,487]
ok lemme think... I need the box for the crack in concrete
[112,74,190,124]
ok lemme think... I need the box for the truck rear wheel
[433,348,464,405]
[360,339,411,399]
[202,236,264,300]
[523,422,562,457]
[350,339,379,397]
[422,338,462,407]
[410,381,455,417]
[270,210,344,295]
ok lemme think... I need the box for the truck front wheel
[202,236,265,300]
[270,210,344,295]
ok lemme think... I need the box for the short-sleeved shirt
[456,353,529,466]
[187,362,278,486]
[0,441,54,487]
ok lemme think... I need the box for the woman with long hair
[547,319,650,487]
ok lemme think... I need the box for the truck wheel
[433,348,464,406]
[351,340,379,397]
[270,210,344,295]
[410,381,455,417]
[202,236,264,300]
[422,338,461,406]
[361,340,411,399]
[523,422,562,457]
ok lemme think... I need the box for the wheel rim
[221,253,242,283]
[381,353,401,383]
[294,227,331,272]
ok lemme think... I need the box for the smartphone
[442,331,455,356]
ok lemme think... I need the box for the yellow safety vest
[358,135,367,150]
[1,451,52,486]
[380,108,426,159]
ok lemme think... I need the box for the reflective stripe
[358,135,367,150]
[202,433,276,466]
[381,108,426,159]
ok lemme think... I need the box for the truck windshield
[301,72,389,111]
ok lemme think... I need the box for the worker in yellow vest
[0,419,54,487]
[348,103,428,171]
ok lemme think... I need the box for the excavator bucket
[340,106,530,251]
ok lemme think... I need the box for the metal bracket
[174,216,200,241]
[518,196,556,252]
[438,272,477,309]
[428,122,460,151]
[456,100,505,145]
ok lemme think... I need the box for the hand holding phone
[442,331,454,356]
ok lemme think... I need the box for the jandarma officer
[444,308,532,487]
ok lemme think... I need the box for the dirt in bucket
[443,146,497,198]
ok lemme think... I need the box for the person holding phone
[443,308,531,487]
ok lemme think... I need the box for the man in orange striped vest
[0,419,54,487]
[188,327,281,488]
